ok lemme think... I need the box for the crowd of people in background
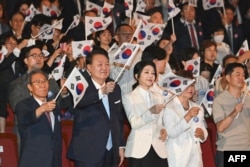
[1,0,250,167]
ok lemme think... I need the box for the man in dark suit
[173,3,204,61]
[15,69,62,167]
[67,47,125,167]
[223,4,244,54]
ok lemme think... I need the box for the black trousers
[127,146,168,167]
[75,149,114,167]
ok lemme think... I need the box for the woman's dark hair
[141,45,166,61]
[175,70,194,80]
[132,61,157,90]
[199,40,217,60]
[94,29,113,46]
[146,6,163,18]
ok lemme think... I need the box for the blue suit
[15,96,62,167]
[67,71,124,167]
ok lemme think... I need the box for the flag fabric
[85,16,112,37]
[71,40,94,59]
[51,54,66,81]
[202,0,224,10]
[210,64,222,85]
[188,0,198,7]
[113,42,140,67]
[132,20,154,50]
[201,84,214,115]
[0,46,8,64]
[184,57,200,77]
[135,0,146,12]
[148,22,167,42]
[86,1,102,16]
[133,12,150,26]
[38,24,54,40]
[25,4,41,22]
[245,78,250,91]
[52,18,64,30]
[168,0,181,20]
[101,1,114,18]
[124,0,134,18]
[236,40,249,57]
[42,5,58,17]
[64,67,89,108]
[68,14,81,30]
[161,72,196,95]
[51,5,61,17]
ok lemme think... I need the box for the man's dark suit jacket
[174,20,204,60]
[67,71,124,167]
[223,24,244,54]
[15,96,62,167]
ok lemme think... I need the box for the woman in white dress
[163,70,208,167]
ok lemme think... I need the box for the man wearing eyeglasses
[15,69,62,167]
[8,45,63,111]
[8,45,69,152]
[109,24,142,96]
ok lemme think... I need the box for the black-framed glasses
[31,79,49,85]
[27,53,45,59]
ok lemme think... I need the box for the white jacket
[122,87,168,159]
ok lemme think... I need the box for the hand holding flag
[55,67,89,108]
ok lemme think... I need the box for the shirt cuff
[13,47,21,57]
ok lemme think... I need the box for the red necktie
[45,112,52,126]
[189,24,198,49]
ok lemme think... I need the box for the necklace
[182,103,190,111]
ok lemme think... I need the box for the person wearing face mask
[211,26,232,65]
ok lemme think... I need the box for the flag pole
[171,17,175,35]
[64,21,74,36]
[54,86,65,101]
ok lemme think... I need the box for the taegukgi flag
[64,67,89,107]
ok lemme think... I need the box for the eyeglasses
[31,79,49,85]
[27,53,45,59]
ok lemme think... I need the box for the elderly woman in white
[122,61,168,167]
[163,70,208,167]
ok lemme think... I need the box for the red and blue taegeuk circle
[206,90,214,101]
[83,46,91,56]
[76,83,84,95]
[138,30,146,40]
[122,48,132,59]
[209,0,217,5]
[94,21,103,29]
[170,79,181,87]
[152,27,160,35]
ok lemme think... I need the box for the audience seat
[61,120,74,166]
[0,133,18,167]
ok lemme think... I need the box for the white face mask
[213,35,224,44]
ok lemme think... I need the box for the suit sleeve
[15,100,39,127]
[122,94,154,129]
